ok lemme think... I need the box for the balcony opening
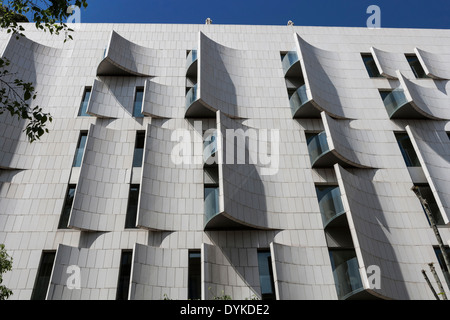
[315,185,346,227]
[328,248,363,300]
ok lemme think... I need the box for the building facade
[0,23,449,300]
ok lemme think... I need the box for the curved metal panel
[69,124,134,231]
[295,34,387,120]
[137,121,203,231]
[271,242,337,300]
[415,47,450,80]
[406,124,450,224]
[398,71,450,120]
[129,244,189,300]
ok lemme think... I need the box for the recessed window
[125,185,140,229]
[257,250,275,300]
[414,184,445,226]
[58,185,76,229]
[78,87,91,117]
[395,132,421,167]
[73,131,88,167]
[361,53,381,78]
[188,250,201,300]
[133,87,144,118]
[406,54,427,79]
[31,251,56,300]
[132,131,145,168]
[116,250,133,300]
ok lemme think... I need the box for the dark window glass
[434,247,450,289]
[257,250,275,300]
[379,90,392,101]
[58,185,76,229]
[406,54,427,78]
[361,53,381,77]
[116,250,133,300]
[133,88,144,118]
[395,132,421,167]
[78,88,91,117]
[125,185,139,229]
[31,251,56,300]
[414,184,445,226]
[73,131,88,167]
[132,131,145,167]
[188,250,201,300]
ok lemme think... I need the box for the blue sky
[75,0,450,29]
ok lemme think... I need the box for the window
[406,54,427,78]
[58,185,76,229]
[378,90,392,101]
[116,250,133,300]
[188,250,201,300]
[361,53,381,78]
[257,250,275,300]
[132,131,145,167]
[395,132,421,167]
[73,131,88,167]
[31,251,56,300]
[133,87,144,118]
[414,184,445,226]
[78,87,91,117]
[434,247,450,289]
[125,185,139,229]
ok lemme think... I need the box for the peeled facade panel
[217,112,317,230]
[69,124,134,231]
[98,30,162,77]
[142,78,185,118]
[129,244,188,300]
[295,34,387,120]
[47,244,122,300]
[271,242,337,300]
[322,112,400,169]
[406,124,450,224]
[203,243,259,300]
[198,32,289,119]
[415,47,450,80]
[137,122,203,231]
[87,77,146,119]
[335,164,446,300]
[398,72,450,120]
[0,35,72,169]
[370,47,415,79]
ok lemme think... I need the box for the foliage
[0,244,13,300]
[0,0,88,142]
